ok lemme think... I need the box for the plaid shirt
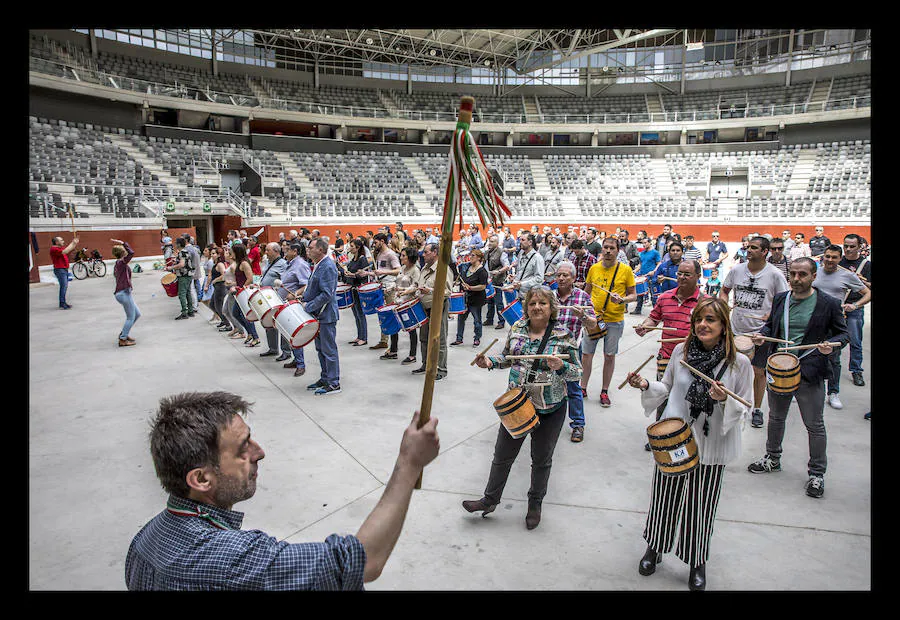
[555,287,596,344]
[125,495,366,590]
[488,320,582,413]
[572,251,597,284]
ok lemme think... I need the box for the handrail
[30,56,870,125]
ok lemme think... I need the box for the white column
[785,29,795,87]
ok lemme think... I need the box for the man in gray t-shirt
[720,236,790,428]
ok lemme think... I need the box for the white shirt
[642,344,753,466]
[724,261,789,335]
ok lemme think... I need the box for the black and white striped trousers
[643,463,726,568]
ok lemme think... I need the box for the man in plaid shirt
[569,239,597,289]
[554,261,600,443]
[126,391,439,590]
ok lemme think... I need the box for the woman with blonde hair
[467,286,581,530]
[625,297,752,591]
[110,238,140,347]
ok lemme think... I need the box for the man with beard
[126,392,439,589]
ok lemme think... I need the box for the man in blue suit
[304,238,341,395]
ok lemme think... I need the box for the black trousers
[483,400,568,505]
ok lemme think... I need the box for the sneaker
[379,352,398,360]
[852,372,865,387]
[175,313,189,320]
[747,454,782,474]
[827,393,844,410]
[864,411,871,420]
[450,339,464,346]
[306,379,326,391]
[370,342,389,350]
[435,373,446,381]
[571,427,584,442]
[495,323,505,330]
[630,309,642,315]
[581,387,587,398]
[411,366,427,375]
[751,408,764,428]
[599,392,611,407]
[401,356,417,365]
[188,311,196,317]
[483,321,494,327]
[473,339,480,347]
[805,475,825,499]
[644,442,652,452]
[315,384,342,395]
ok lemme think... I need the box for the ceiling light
[686,41,704,51]
[429,49,437,56]
[366,37,373,45]
[484,59,491,66]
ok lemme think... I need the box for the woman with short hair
[110,238,140,346]
[451,248,488,348]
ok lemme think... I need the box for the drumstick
[777,342,842,351]
[633,325,678,331]
[470,338,499,366]
[658,337,687,343]
[837,264,857,275]
[618,354,655,390]
[659,276,678,282]
[739,333,794,344]
[678,360,753,408]
[504,353,569,360]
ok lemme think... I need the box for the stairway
[646,93,664,120]
[785,149,819,195]
[245,76,272,106]
[528,158,553,198]
[106,135,191,193]
[524,96,540,122]
[806,78,833,113]
[649,158,677,195]
[402,157,438,216]
[377,90,400,117]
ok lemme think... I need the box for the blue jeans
[114,289,141,339]
[484,289,505,325]
[54,267,69,306]
[351,289,367,341]
[231,301,259,339]
[456,303,483,341]
[634,282,658,312]
[315,322,340,386]
[567,343,585,428]
[845,307,865,374]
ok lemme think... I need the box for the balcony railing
[30,56,870,125]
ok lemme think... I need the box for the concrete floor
[29,270,872,590]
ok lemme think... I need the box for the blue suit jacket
[303,257,339,324]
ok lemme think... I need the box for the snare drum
[376,304,402,336]
[501,287,518,306]
[585,320,608,341]
[235,286,257,321]
[766,352,801,394]
[500,299,523,325]
[336,283,354,310]
[485,282,495,299]
[396,298,428,331]
[734,335,755,359]
[161,273,178,298]
[646,418,700,476]
[493,388,540,439]
[449,292,467,315]
[702,263,716,279]
[548,280,558,291]
[357,282,384,315]
[249,286,285,329]
[634,276,649,297]
[273,301,320,348]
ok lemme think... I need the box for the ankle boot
[462,497,497,517]
[688,564,706,591]
[638,546,662,576]
[525,500,542,530]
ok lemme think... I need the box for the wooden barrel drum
[493,388,540,439]
[646,417,700,476]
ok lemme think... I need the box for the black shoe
[483,321,494,327]
[525,500,542,530]
[852,372,865,387]
[688,564,706,591]
[751,408,764,428]
[188,311,196,317]
[175,314,189,320]
[639,546,662,576]
[806,475,825,499]
[494,323,505,330]
[411,366,427,375]
[275,353,291,362]
[283,360,298,368]
[259,350,278,357]
[450,339,464,346]
[435,373,446,381]
[307,379,326,391]
[644,442,652,452]
[462,497,497,517]
[864,411,871,420]
[630,309,642,315]
[315,384,341,395]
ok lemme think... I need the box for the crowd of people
[42,220,870,590]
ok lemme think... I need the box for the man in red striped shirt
[50,235,79,309]
[634,259,705,448]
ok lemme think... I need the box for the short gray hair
[523,287,559,321]
[555,260,576,278]
[311,238,329,253]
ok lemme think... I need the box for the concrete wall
[29,85,144,130]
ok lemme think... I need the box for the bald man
[258,243,290,358]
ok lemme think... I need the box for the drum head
[493,388,524,408]
[734,335,754,351]
[161,273,176,284]
[768,352,799,370]
[649,418,685,436]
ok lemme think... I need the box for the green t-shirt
[786,291,817,345]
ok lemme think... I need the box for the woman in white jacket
[626,296,753,591]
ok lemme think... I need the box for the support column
[506,132,514,147]
[211,30,218,77]
[591,131,598,147]
[89,29,98,60]
[422,130,430,145]
[407,65,412,95]
[586,53,591,98]
[314,59,320,88]
[785,29,795,87]
[681,29,687,96]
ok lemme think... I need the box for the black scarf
[683,337,727,436]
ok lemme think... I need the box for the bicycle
[71,248,107,280]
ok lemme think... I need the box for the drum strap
[525,319,557,384]
[600,263,620,315]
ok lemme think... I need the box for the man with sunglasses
[705,231,728,270]
[720,236,789,429]
[809,226,831,261]
[839,234,871,388]
[767,238,791,282]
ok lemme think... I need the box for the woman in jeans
[200,245,217,320]
[339,237,373,346]
[209,246,233,333]
[395,246,422,365]
[221,247,244,340]
[110,238,140,347]
[451,248,488,347]
[229,243,260,347]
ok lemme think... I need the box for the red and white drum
[273,301,320,348]
[235,286,258,321]
[249,286,285,329]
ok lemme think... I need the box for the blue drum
[502,287,518,306]
[449,292,467,315]
[376,304,402,336]
[396,298,428,331]
[634,276,648,297]
[548,280,558,291]
[336,283,354,310]
[485,282,495,299]
[357,283,384,315]
[500,299,523,325]
[702,263,715,279]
